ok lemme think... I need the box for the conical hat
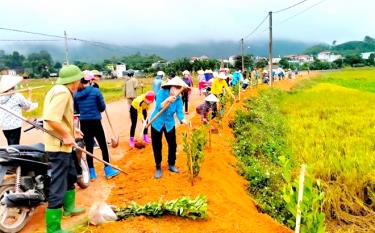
[204,94,219,102]
[0,75,23,93]
[161,76,189,89]
[197,70,204,75]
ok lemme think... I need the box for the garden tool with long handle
[0,105,127,175]
[134,116,149,149]
[146,87,186,128]
[0,86,44,96]
[104,109,119,148]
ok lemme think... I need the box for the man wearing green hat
[43,65,85,233]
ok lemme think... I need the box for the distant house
[272,57,282,64]
[228,55,241,66]
[115,62,126,78]
[361,52,375,60]
[285,54,314,64]
[190,55,209,62]
[317,51,342,62]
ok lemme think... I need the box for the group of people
[0,65,252,233]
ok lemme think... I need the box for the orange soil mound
[94,87,292,233]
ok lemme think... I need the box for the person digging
[129,91,156,148]
[150,77,189,179]
[211,72,235,117]
[43,65,85,233]
[74,75,120,180]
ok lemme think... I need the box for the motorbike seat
[10,144,45,153]
[8,144,46,161]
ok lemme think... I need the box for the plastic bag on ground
[88,202,117,225]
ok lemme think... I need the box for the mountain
[0,39,315,62]
[304,36,375,55]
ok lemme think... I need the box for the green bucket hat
[57,65,83,85]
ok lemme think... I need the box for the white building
[115,62,126,78]
[361,52,375,60]
[317,51,342,62]
[285,54,314,64]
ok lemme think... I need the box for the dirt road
[1,82,299,232]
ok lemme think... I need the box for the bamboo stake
[0,104,127,175]
[188,122,194,186]
[295,164,306,233]
[0,86,44,96]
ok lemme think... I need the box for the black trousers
[80,120,110,169]
[47,151,77,209]
[182,92,189,112]
[130,106,148,137]
[151,126,176,166]
[3,127,21,145]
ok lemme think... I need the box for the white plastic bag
[88,202,117,225]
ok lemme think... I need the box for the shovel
[104,109,119,148]
[134,116,149,149]
[0,105,127,175]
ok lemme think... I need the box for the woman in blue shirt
[150,77,189,179]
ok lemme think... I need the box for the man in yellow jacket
[210,72,235,117]
[129,91,156,147]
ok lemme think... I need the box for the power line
[0,27,158,53]
[273,0,308,14]
[0,39,62,42]
[277,0,328,25]
[244,14,269,40]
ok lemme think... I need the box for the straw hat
[218,72,227,80]
[182,70,190,75]
[197,70,204,75]
[207,69,213,74]
[204,94,219,102]
[157,71,165,76]
[162,76,189,89]
[0,75,23,93]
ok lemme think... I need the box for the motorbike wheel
[0,182,33,233]
[77,158,90,189]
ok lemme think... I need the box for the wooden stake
[295,164,306,233]
[0,86,44,96]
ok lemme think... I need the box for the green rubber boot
[46,208,71,233]
[63,190,85,217]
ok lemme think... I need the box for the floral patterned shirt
[0,93,31,130]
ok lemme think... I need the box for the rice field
[16,77,153,118]
[280,68,375,231]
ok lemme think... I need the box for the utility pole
[268,11,273,87]
[64,30,69,65]
[241,38,245,72]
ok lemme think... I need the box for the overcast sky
[0,0,374,46]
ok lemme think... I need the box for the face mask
[170,86,181,96]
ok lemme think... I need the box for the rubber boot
[104,166,120,179]
[129,137,135,147]
[168,165,180,173]
[46,208,71,233]
[154,165,162,179]
[143,135,151,144]
[89,168,97,180]
[63,190,85,217]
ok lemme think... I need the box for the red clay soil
[91,79,305,233]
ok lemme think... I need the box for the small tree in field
[182,127,208,185]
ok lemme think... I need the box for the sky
[0,0,374,47]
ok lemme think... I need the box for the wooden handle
[0,86,44,96]
[105,109,116,136]
[146,87,186,128]
[0,104,127,175]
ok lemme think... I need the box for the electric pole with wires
[241,38,245,72]
[268,11,273,87]
[64,30,69,65]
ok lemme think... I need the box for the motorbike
[0,119,90,233]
